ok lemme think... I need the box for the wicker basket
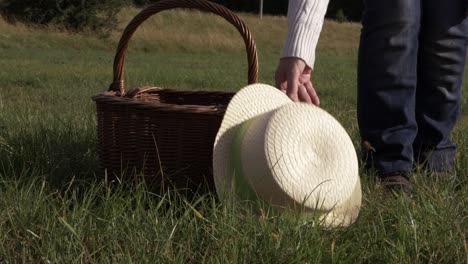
[92,0,258,192]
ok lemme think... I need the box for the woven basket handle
[109,0,259,94]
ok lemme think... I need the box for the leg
[357,0,421,176]
[414,1,468,172]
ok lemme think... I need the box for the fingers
[298,84,312,104]
[275,69,285,92]
[286,70,300,102]
[275,58,317,104]
[276,58,306,101]
[275,73,287,94]
[304,81,320,106]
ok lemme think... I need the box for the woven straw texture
[213,84,291,196]
[93,0,258,191]
[213,84,361,226]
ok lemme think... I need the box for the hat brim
[213,84,291,199]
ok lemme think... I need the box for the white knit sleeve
[281,0,330,69]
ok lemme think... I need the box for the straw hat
[213,84,361,226]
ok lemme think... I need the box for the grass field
[0,8,467,263]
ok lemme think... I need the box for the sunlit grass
[0,7,467,263]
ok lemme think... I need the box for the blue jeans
[357,0,468,175]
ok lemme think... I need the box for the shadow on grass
[0,122,218,200]
[0,124,99,188]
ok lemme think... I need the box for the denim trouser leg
[358,0,421,175]
[357,0,467,175]
[414,2,468,172]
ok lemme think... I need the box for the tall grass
[0,8,359,53]
[0,8,467,263]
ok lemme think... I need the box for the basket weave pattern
[92,0,258,191]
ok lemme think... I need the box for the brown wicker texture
[92,0,258,192]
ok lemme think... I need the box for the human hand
[275,57,320,105]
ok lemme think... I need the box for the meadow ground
[0,8,467,263]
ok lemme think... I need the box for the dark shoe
[380,175,414,194]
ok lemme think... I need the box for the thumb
[286,68,300,102]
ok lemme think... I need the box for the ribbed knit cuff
[281,0,329,69]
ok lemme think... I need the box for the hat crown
[240,104,360,214]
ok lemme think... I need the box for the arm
[275,0,330,104]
